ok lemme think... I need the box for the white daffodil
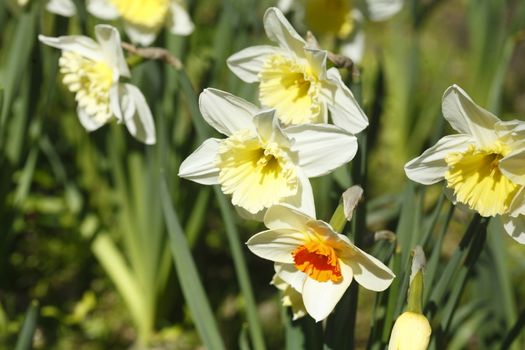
[87,0,194,46]
[271,269,306,320]
[277,0,403,63]
[246,204,395,322]
[39,25,156,144]
[178,88,358,218]
[405,84,525,243]
[226,7,368,133]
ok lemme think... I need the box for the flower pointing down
[178,88,358,219]
[246,204,395,321]
[39,25,156,144]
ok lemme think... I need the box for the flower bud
[388,311,431,350]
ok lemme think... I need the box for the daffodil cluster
[177,7,395,321]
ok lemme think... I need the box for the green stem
[214,188,266,350]
[126,55,145,69]
[407,271,424,314]
[329,200,347,233]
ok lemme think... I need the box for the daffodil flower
[178,88,358,218]
[39,25,156,144]
[277,0,403,63]
[87,0,194,46]
[405,85,525,243]
[246,204,395,321]
[227,7,368,133]
[271,269,306,320]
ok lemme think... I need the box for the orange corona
[292,241,342,283]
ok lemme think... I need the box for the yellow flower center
[59,51,114,125]
[304,0,354,38]
[445,142,519,217]
[292,240,342,282]
[259,55,322,125]
[216,129,298,214]
[111,0,170,28]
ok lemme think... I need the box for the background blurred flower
[39,24,156,144]
[8,0,76,16]
[405,85,525,243]
[87,0,194,46]
[247,204,395,321]
[227,7,368,133]
[277,0,403,63]
[178,88,358,218]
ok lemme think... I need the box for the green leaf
[14,300,38,350]
[160,177,226,350]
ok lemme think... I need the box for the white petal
[234,205,265,222]
[45,0,76,17]
[365,0,403,21]
[246,229,305,264]
[285,123,357,177]
[263,7,306,56]
[227,45,285,83]
[285,170,316,218]
[304,48,327,80]
[302,262,353,322]
[124,23,159,46]
[349,247,395,291]
[499,148,525,185]
[38,34,103,61]
[264,203,314,231]
[501,215,525,244]
[95,24,130,79]
[509,187,525,217]
[199,88,258,136]
[277,0,294,12]
[115,83,156,144]
[109,85,131,123]
[168,0,195,35]
[77,106,106,131]
[322,68,368,134]
[442,85,500,146]
[404,134,473,185]
[86,0,119,20]
[253,110,291,147]
[275,263,307,292]
[178,138,221,185]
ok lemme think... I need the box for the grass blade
[14,300,38,350]
[160,177,226,350]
